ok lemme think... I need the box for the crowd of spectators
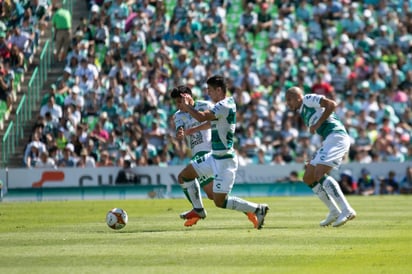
[337,166,412,195]
[0,0,48,112]
[18,0,412,183]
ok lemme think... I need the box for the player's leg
[200,177,214,200]
[317,170,356,227]
[179,154,215,226]
[212,157,269,229]
[304,164,341,226]
[314,133,356,227]
[178,164,206,226]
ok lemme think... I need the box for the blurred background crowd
[1,0,412,192]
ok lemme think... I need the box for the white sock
[321,176,352,212]
[182,179,204,209]
[225,196,258,213]
[312,183,340,213]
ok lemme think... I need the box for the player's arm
[185,121,211,135]
[310,97,336,133]
[180,94,216,122]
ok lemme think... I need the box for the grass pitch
[0,196,411,274]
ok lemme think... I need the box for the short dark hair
[170,85,192,99]
[206,75,227,91]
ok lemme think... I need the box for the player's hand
[309,125,317,134]
[176,127,184,140]
[180,93,191,109]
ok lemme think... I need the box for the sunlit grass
[0,196,411,274]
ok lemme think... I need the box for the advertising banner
[5,161,412,189]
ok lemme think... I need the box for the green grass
[0,196,411,274]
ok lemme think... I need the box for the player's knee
[177,173,184,185]
[302,173,315,186]
[205,192,214,200]
[213,197,226,208]
[214,200,225,208]
[313,171,326,183]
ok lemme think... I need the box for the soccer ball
[106,208,128,230]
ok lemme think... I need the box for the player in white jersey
[178,75,269,229]
[171,85,214,226]
[285,87,356,227]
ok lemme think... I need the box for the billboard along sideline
[2,162,411,189]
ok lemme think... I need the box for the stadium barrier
[1,162,411,201]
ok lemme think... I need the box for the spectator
[357,168,376,196]
[75,57,99,85]
[311,69,335,99]
[380,170,400,194]
[240,125,261,158]
[256,3,272,34]
[101,96,119,122]
[145,120,166,153]
[52,3,72,62]
[24,0,48,36]
[340,4,364,37]
[0,31,11,61]
[89,121,109,145]
[64,85,84,110]
[57,143,77,167]
[55,127,68,151]
[35,151,57,169]
[338,169,356,195]
[295,1,312,23]
[24,132,46,166]
[8,0,25,28]
[97,150,114,167]
[40,96,63,121]
[135,136,157,165]
[115,159,139,184]
[55,67,74,95]
[270,152,286,165]
[170,0,188,25]
[26,143,41,168]
[9,44,25,75]
[76,148,96,168]
[94,18,110,46]
[276,170,303,183]
[0,62,12,110]
[400,166,412,194]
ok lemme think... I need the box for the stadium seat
[254,31,269,50]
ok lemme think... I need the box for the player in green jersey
[177,75,269,229]
[285,86,356,227]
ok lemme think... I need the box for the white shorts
[310,132,350,169]
[191,153,238,194]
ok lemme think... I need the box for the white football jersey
[174,100,213,155]
[210,96,236,156]
[299,94,347,139]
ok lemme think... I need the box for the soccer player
[177,76,269,229]
[171,85,214,227]
[285,86,356,227]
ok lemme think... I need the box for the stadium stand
[1,0,412,171]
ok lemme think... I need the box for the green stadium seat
[147,42,160,62]
[254,31,269,50]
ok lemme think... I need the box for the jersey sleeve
[212,101,225,118]
[303,94,323,108]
